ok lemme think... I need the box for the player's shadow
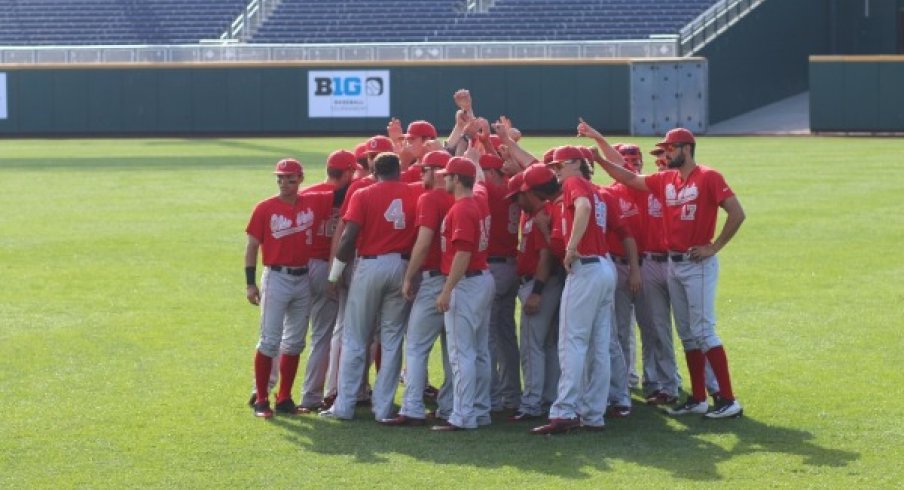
[268,400,859,481]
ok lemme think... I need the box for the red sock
[277,353,301,403]
[685,349,707,402]
[254,351,273,404]
[705,345,734,401]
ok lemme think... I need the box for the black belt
[644,253,668,263]
[669,253,691,262]
[425,270,443,277]
[269,265,308,276]
[464,270,484,277]
[520,275,534,284]
[361,253,411,260]
[579,257,601,264]
[487,256,511,264]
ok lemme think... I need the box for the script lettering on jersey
[619,197,639,219]
[664,183,699,207]
[647,194,663,218]
[270,209,314,239]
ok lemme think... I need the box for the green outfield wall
[810,55,904,132]
[0,61,631,136]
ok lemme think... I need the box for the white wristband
[328,259,347,282]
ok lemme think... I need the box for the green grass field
[1,135,902,488]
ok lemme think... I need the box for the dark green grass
[1,136,901,487]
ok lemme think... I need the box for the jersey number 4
[383,199,406,229]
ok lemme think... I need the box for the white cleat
[704,399,744,419]
[666,399,709,416]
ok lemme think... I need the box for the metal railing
[221,0,282,42]
[679,0,765,55]
[464,0,495,13]
[0,39,679,65]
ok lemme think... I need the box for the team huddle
[243,90,746,434]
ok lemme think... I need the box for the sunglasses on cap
[619,147,640,156]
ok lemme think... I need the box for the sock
[254,351,273,405]
[685,349,707,402]
[277,353,301,403]
[705,345,734,401]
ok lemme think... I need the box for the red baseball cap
[421,150,451,169]
[404,120,437,139]
[618,144,641,157]
[327,149,360,171]
[579,146,594,161]
[366,135,394,154]
[354,142,368,161]
[479,154,504,171]
[542,148,555,165]
[551,145,586,164]
[650,147,665,156]
[656,128,696,147]
[274,158,303,175]
[520,163,556,192]
[438,156,476,179]
[504,172,525,200]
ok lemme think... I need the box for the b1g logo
[313,76,384,96]
[308,70,390,118]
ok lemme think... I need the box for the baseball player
[529,147,619,434]
[322,152,419,421]
[432,156,495,431]
[380,150,456,426]
[505,170,564,421]
[479,153,522,413]
[322,135,395,409]
[597,127,746,419]
[293,149,358,412]
[244,158,315,418]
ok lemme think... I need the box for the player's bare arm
[493,119,537,169]
[563,196,591,273]
[524,247,552,315]
[577,118,627,167]
[689,195,746,261]
[436,250,471,313]
[403,226,435,301]
[244,234,261,305]
[621,236,642,294]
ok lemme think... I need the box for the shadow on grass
[268,399,859,481]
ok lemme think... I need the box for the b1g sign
[308,70,390,118]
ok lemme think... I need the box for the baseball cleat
[274,398,301,415]
[666,398,709,416]
[507,410,542,422]
[581,423,606,432]
[645,391,679,406]
[605,405,632,418]
[253,401,274,419]
[248,393,257,408]
[431,422,467,432]
[321,394,336,411]
[423,385,439,399]
[379,415,426,427]
[530,417,581,435]
[704,398,743,419]
[296,403,323,414]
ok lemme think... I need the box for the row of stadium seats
[0,0,247,45]
[252,0,716,44]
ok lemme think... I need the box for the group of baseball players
[243,89,746,434]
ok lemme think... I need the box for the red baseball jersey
[300,182,338,260]
[415,188,455,271]
[343,180,419,256]
[516,203,552,277]
[605,183,644,257]
[641,190,668,253]
[339,175,375,217]
[643,165,735,252]
[548,195,566,260]
[245,196,315,267]
[483,179,520,258]
[560,176,609,257]
[440,196,490,275]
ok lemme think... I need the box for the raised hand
[577,117,603,140]
[387,117,404,142]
